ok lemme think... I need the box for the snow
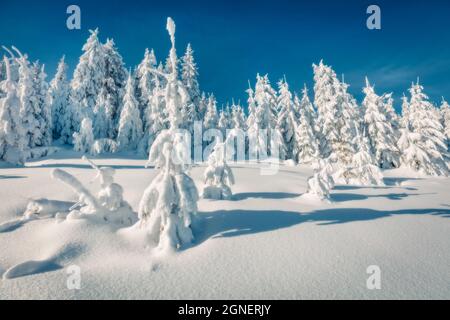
[0,151,449,299]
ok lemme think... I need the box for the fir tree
[117,75,143,150]
[73,117,94,154]
[49,56,74,143]
[71,29,106,126]
[0,56,27,164]
[440,98,450,150]
[202,142,235,200]
[138,18,199,252]
[362,77,399,168]
[203,94,219,131]
[102,39,128,138]
[313,61,358,165]
[135,48,157,128]
[181,43,201,121]
[398,81,448,176]
[276,78,296,160]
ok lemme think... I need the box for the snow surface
[0,150,449,299]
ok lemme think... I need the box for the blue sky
[1,0,450,111]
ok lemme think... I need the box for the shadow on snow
[191,207,450,247]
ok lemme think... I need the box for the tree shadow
[190,207,450,248]
[27,163,145,170]
[0,175,27,180]
[383,177,423,186]
[232,192,301,201]
[330,192,433,202]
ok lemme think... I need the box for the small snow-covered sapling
[202,142,235,200]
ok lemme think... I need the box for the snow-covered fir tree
[230,102,246,130]
[338,128,384,186]
[135,48,157,128]
[225,102,247,161]
[293,106,320,164]
[299,85,317,130]
[49,56,74,143]
[203,94,219,131]
[290,85,320,163]
[313,61,358,165]
[73,117,94,154]
[92,87,111,139]
[16,51,51,148]
[102,39,128,138]
[0,57,5,98]
[137,17,199,252]
[140,75,167,154]
[362,77,399,168]
[304,159,334,201]
[247,74,281,160]
[400,94,410,130]
[202,142,235,200]
[33,62,52,147]
[217,107,230,137]
[0,56,27,164]
[117,75,143,150]
[70,29,105,127]
[197,92,208,123]
[276,78,296,160]
[181,43,202,122]
[440,98,450,149]
[398,81,448,176]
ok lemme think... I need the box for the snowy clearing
[0,151,449,299]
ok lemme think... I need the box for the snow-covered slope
[0,151,449,299]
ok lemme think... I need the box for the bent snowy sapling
[46,157,136,225]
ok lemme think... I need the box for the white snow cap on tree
[137,17,199,252]
[202,142,235,200]
[117,74,143,150]
[73,117,94,154]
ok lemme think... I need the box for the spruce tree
[362,77,399,168]
[0,56,28,164]
[398,81,448,176]
[276,78,296,160]
[117,75,143,150]
[49,56,74,143]
[135,48,157,128]
[138,17,199,252]
[71,29,105,126]
[181,43,201,121]
[102,39,128,139]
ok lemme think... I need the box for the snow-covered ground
[0,150,449,299]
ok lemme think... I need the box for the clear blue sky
[1,0,450,111]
